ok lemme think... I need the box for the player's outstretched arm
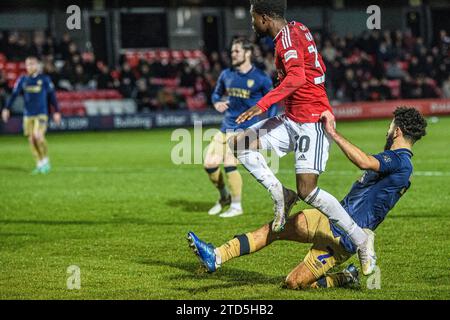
[321,110,380,171]
[235,105,263,124]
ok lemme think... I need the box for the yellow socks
[216,233,256,264]
[205,167,229,199]
[224,166,242,205]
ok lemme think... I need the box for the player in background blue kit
[1,56,61,174]
[188,107,427,289]
[204,38,278,218]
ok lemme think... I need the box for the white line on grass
[54,166,450,177]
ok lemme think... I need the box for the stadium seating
[56,90,137,116]
[0,60,26,88]
[124,49,207,68]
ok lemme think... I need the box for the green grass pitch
[0,117,449,300]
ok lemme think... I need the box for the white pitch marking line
[54,167,450,177]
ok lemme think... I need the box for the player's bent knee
[284,275,311,290]
[284,277,302,290]
[35,136,44,145]
[204,154,221,169]
[204,160,220,170]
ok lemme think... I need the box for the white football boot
[357,229,377,276]
[208,195,231,215]
[272,187,298,232]
[219,205,243,218]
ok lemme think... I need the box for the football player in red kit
[230,0,376,276]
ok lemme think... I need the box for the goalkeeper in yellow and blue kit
[2,56,61,174]
[204,38,277,218]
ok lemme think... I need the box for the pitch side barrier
[1,99,449,134]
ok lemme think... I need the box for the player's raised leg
[229,118,297,231]
[293,121,375,275]
[297,173,369,247]
[204,132,230,215]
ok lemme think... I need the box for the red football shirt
[256,21,333,123]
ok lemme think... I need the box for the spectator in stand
[322,40,337,62]
[43,60,61,89]
[180,64,197,88]
[157,87,180,111]
[418,75,439,98]
[0,31,8,55]
[0,28,449,111]
[30,31,49,57]
[442,75,450,99]
[5,32,21,61]
[0,70,8,109]
[135,78,157,112]
[71,64,92,90]
[57,33,73,60]
[139,63,152,84]
[16,35,30,61]
[118,62,136,98]
[96,64,114,89]
[386,59,406,80]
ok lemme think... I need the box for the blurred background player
[204,37,278,218]
[189,107,427,286]
[1,56,61,174]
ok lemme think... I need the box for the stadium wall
[1,99,450,134]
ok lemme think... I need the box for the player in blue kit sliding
[204,38,277,218]
[2,56,61,174]
[189,107,427,288]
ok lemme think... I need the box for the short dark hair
[231,37,254,52]
[393,107,427,144]
[249,0,286,19]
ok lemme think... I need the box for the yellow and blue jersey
[212,66,278,132]
[334,148,414,253]
[6,74,59,117]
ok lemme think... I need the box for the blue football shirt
[6,73,59,116]
[332,148,414,253]
[211,66,278,132]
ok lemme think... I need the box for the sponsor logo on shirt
[24,85,42,93]
[226,88,251,99]
[284,49,298,62]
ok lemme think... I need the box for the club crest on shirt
[247,79,255,88]
[383,155,392,163]
[37,80,43,86]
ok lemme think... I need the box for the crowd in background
[1,28,450,112]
